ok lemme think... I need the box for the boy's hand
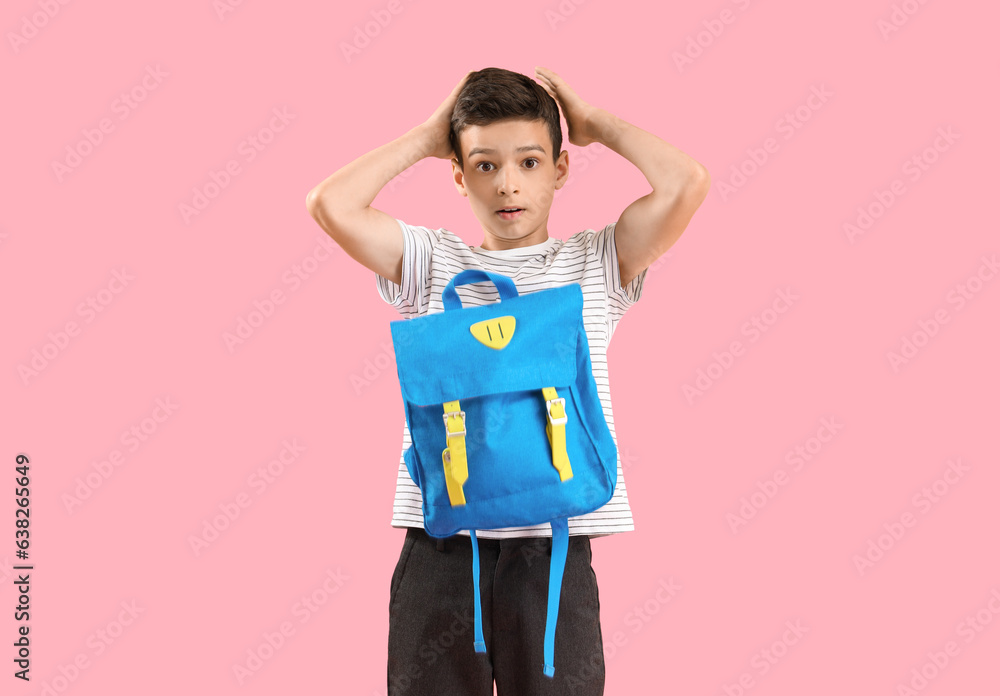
[422,71,473,160]
[534,66,603,148]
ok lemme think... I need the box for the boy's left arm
[535,67,711,287]
[587,109,711,286]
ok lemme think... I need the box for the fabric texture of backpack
[388,268,618,678]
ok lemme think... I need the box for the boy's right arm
[304,126,433,286]
[305,72,472,286]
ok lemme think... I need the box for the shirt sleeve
[375,218,441,318]
[588,221,649,322]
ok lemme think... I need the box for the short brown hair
[449,67,563,171]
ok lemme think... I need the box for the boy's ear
[553,149,570,189]
[452,158,468,197]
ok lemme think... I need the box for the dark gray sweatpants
[388,526,606,695]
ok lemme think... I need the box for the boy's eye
[476,158,540,172]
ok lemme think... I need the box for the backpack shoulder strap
[470,529,487,653]
[543,517,570,678]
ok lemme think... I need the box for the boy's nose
[498,177,520,194]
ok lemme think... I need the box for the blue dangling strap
[543,518,570,678]
[470,529,487,653]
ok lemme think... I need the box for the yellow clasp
[542,387,573,481]
[442,401,468,505]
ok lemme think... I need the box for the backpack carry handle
[442,270,519,311]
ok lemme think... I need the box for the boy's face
[452,118,569,250]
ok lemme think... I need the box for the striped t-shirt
[376,218,648,539]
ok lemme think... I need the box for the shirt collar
[470,236,559,257]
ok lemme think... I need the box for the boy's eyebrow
[467,144,546,157]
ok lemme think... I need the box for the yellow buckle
[545,397,567,426]
[442,401,468,506]
[443,410,467,437]
[542,388,573,482]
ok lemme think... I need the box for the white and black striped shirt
[376,218,648,539]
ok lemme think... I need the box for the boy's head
[449,67,570,250]
[449,68,563,171]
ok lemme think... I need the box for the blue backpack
[388,269,618,678]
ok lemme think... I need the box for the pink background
[3,0,998,693]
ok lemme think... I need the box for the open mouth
[496,208,524,220]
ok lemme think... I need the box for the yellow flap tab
[469,316,516,350]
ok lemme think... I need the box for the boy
[306,66,710,695]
